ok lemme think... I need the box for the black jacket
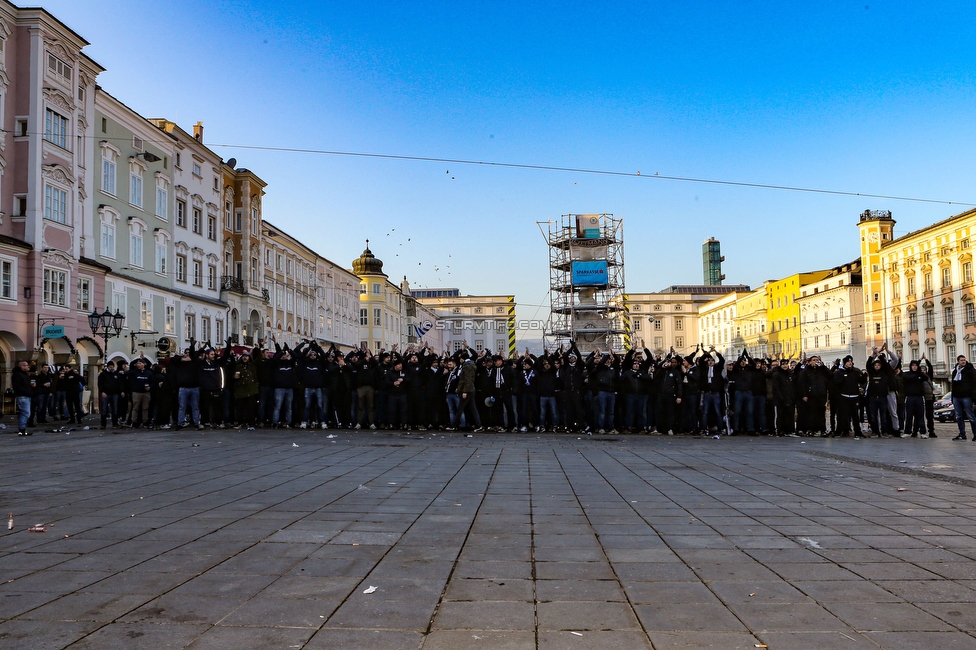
[12,367,32,397]
[950,362,976,399]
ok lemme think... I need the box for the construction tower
[541,214,626,353]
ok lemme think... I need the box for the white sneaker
[354,423,361,430]
[321,422,328,429]
[920,434,929,439]
[667,430,674,435]
[520,426,527,432]
[598,429,606,434]
[900,433,911,438]
[369,424,377,430]
[300,421,307,429]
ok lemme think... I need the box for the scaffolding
[540,214,627,353]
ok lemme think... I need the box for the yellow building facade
[859,207,976,386]
[352,245,406,352]
[765,270,832,357]
[734,287,768,357]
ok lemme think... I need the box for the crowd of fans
[11,337,975,440]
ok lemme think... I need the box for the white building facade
[799,261,865,367]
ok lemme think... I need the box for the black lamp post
[88,307,125,357]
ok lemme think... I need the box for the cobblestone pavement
[3,424,976,649]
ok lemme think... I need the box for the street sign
[41,325,65,338]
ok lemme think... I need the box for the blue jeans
[304,387,323,422]
[16,396,31,431]
[446,393,462,428]
[597,391,616,430]
[273,387,293,425]
[32,393,48,422]
[702,392,722,430]
[100,394,119,426]
[538,396,557,429]
[178,387,200,427]
[953,396,976,438]
[733,391,753,432]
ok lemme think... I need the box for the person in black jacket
[171,340,203,430]
[900,359,930,438]
[199,340,231,428]
[832,356,862,437]
[698,347,725,433]
[797,356,831,435]
[384,358,409,429]
[534,355,558,432]
[865,357,894,436]
[729,352,755,434]
[97,360,120,429]
[590,350,619,434]
[655,355,684,435]
[295,340,328,429]
[271,339,297,428]
[950,354,976,440]
[13,360,33,435]
[559,345,586,431]
[127,355,155,428]
[485,355,514,431]
[769,360,795,435]
[515,355,536,432]
[620,356,651,433]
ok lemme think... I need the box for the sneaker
[667,430,674,435]
[931,433,938,438]
[445,427,456,431]
[920,434,929,439]
[300,421,308,429]
[900,433,911,438]
[321,422,328,429]
[472,427,484,432]
[354,423,361,430]
[369,424,376,430]
[519,426,527,432]
[18,431,26,436]
[598,429,606,434]
[953,435,966,441]
[218,423,226,429]
[196,425,204,431]
[160,424,171,429]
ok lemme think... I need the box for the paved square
[3,426,976,649]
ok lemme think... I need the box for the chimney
[193,121,204,142]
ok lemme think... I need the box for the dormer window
[47,53,71,82]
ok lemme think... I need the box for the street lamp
[88,307,125,356]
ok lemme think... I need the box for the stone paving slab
[3,426,976,648]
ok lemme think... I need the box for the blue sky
[43,0,976,327]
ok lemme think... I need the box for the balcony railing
[220,276,246,294]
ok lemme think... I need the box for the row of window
[266,248,315,283]
[891,263,975,299]
[804,333,849,349]
[892,304,976,332]
[112,290,224,342]
[175,200,218,240]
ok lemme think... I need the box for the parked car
[934,392,952,410]
[936,406,956,423]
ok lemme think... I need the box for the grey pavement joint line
[549,446,656,644]
[806,449,976,488]
[311,443,491,642]
[10,438,434,646]
[612,443,976,639]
